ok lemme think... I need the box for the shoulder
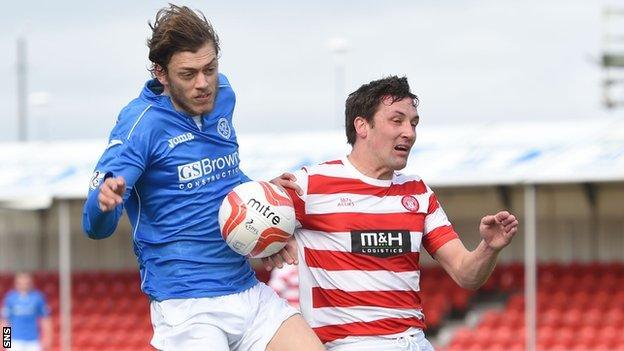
[32,290,46,300]
[393,172,432,195]
[114,97,155,133]
[393,171,425,185]
[214,73,236,108]
[305,159,345,175]
[3,290,17,302]
[218,73,231,88]
[119,102,172,143]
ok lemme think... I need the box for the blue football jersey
[2,290,49,341]
[82,74,257,301]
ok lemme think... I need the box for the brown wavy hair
[147,4,220,75]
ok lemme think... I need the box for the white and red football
[218,181,295,258]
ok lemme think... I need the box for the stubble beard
[169,81,217,116]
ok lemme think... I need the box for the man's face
[361,96,419,173]
[156,42,219,116]
[15,274,33,293]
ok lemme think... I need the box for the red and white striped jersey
[285,157,458,348]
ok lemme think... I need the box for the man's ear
[354,116,368,140]
[153,64,168,87]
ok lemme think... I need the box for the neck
[162,89,188,115]
[347,147,393,180]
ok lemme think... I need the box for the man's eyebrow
[179,58,217,71]
[391,110,406,116]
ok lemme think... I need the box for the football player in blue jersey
[1,273,52,351]
[82,4,324,351]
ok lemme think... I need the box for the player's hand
[271,172,303,196]
[262,237,298,271]
[98,176,126,212]
[479,211,518,251]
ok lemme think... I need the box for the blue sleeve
[83,178,123,239]
[37,293,50,318]
[2,295,11,320]
[240,169,252,183]
[82,116,151,239]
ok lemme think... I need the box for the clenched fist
[98,176,126,212]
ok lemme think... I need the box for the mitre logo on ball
[218,181,296,258]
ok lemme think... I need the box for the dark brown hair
[147,4,220,75]
[345,76,418,146]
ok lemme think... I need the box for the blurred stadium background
[2,2,624,351]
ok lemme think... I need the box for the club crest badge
[217,118,231,139]
[401,195,419,212]
[89,171,104,190]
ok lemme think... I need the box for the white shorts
[150,282,299,351]
[10,340,41,351]
[328,329,435,351]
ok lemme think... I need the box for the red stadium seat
[546,290,569,311]
[604,308,624,329]
[506,293,525,313]
[448,327,473,348]
[560,308,583,329]
[539,308,562,329]
[584,307,604,328]
[451,288,471,310]
[554,328,575,350]
[593,290,612,309]
[570,290,591,309]
[479,310,503,328]
[577,325,598,345]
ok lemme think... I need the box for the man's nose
[403,122,416,141]
[195,73,210,89]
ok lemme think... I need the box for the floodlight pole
[58,201,72,351]
[524,184,537,351]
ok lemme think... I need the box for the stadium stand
[439,261,624,351]
[1,271,153,351]
[1,262,623,350]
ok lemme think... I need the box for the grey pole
[58,201,72,351]
[524,184,537,351]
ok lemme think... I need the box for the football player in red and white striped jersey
[265,76,519,351]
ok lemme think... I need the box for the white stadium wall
[415,183,624,266]
[0,200,137,272]
[0,183,622,272]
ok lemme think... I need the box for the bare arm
[40,317,52,350]
[433,211,518,290]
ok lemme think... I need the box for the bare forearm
[455,240,501,290]
[40,318,52,346]
[436,211,518,290]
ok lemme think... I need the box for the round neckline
[342,156,395,187]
